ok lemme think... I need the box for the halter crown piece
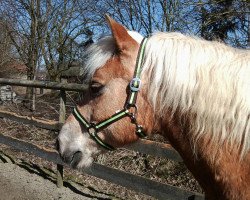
[73,37,148,151]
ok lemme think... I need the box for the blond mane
[142,32,250,157]
[83,31,250,158]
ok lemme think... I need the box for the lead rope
[73,37,148,151]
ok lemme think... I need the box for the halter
[73,37,148,151]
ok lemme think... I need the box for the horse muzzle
[61,150,83,169]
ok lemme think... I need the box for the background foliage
[0,0,249,82]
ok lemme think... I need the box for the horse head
[57,16,155,169]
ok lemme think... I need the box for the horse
[58,16,250,200]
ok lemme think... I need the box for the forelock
[83,31,143,82]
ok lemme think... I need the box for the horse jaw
[58,120,101,169]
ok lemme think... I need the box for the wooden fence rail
[0,110,61,130]
[0,78,204,199]
[0,109,182,161]
[0,134,203,200]
[0,78,88,92]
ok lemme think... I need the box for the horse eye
[90,81,104,96]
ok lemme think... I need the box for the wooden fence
[0,78,204,200]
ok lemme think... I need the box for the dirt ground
[0,161,113,200]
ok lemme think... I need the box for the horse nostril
[71,151,83,169]
[61,151,83,168]
[62,153,73,164]
[55,139,60,151]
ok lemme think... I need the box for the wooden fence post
[57,89,66,188]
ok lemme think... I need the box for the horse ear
[105,15,138,53]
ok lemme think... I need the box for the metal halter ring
[130,77,141,92]
[88,124,97,137]
[125,104,138,116]
[126,105,139,124]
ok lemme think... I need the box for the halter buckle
[130,78,141,92]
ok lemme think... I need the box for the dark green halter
[73,37,148,151]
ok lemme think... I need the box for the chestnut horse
[58,16,250,200]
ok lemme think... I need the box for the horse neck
[158,113,250,199]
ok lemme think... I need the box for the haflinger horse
[58,16,250,199]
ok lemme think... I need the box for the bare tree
[39,0,97,81]
[0,0,45,110]
[0,18,13,76]
[0,0,44,80]
[98,0,249,48]
[182,0,250,47]
[1,0,248,86]
[99,0,183,35]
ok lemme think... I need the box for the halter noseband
[73,37,148,151]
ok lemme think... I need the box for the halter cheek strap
[73,37,148,151]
